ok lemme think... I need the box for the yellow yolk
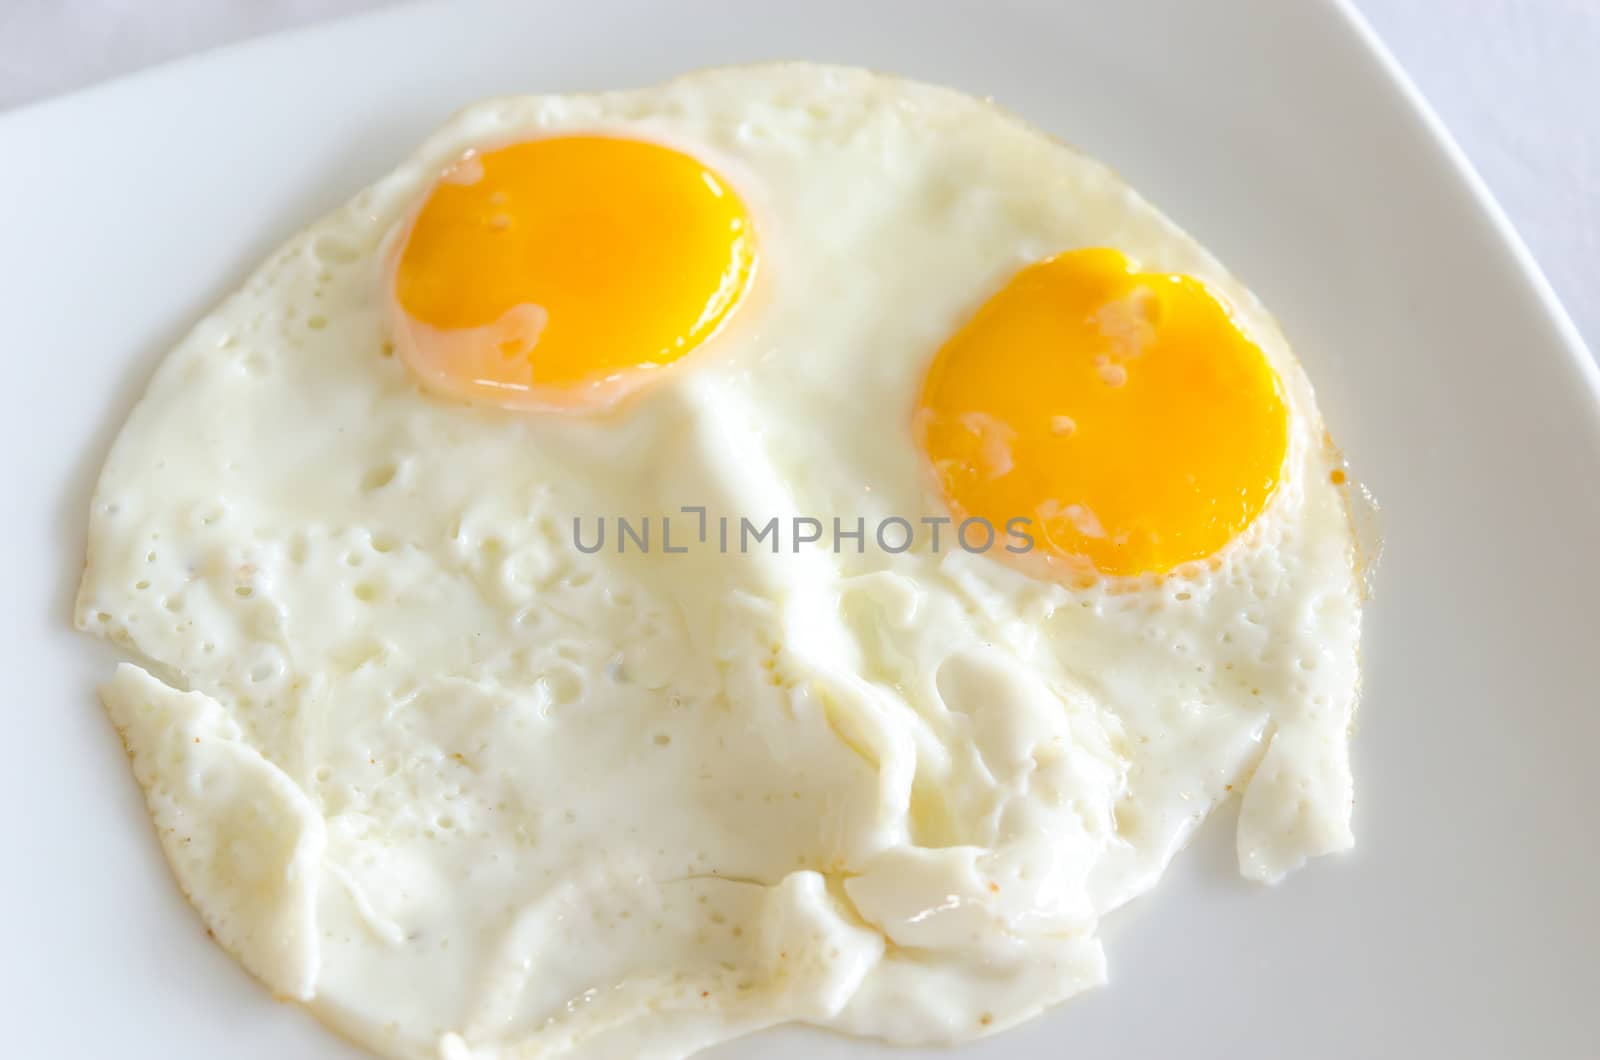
[916,248,1288,577]
[390,136,755,410]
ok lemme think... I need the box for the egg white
[77,63,1361,1059]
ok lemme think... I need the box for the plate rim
[1325,0,1600,415]
[7,1,1600,1057]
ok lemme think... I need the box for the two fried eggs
[77,64,1363,1059]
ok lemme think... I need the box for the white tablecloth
[2,0,1595,352]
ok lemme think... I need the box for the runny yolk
[390,135,756,411]
[916,248,1288,578]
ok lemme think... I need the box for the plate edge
[1326,0,1600,420]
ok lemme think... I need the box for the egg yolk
[916,248,1288,577]
[390,136,755,410]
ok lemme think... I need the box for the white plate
[5,0,1598,1057]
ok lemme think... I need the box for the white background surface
[3,1,1599,1059]
[1,0,1596,350]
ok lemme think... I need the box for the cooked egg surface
[77,64,1362,1060]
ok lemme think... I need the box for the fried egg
[76,64,1363,1059]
